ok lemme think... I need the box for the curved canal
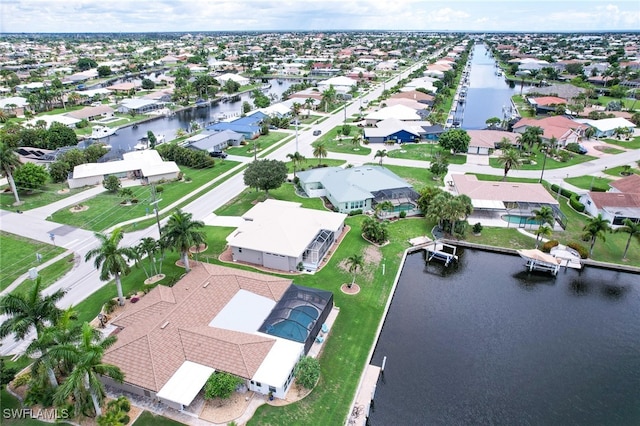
[369,249,640,425]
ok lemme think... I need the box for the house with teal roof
[297,165,420,216]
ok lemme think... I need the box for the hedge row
[550,184,585,213]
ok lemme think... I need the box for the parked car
[210,151,227,158]
[578,144,588,154]
[313,130,322,136]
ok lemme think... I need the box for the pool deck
[308,306,339,358]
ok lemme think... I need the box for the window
[238,247,243,253]
[269,386,276,393]
[256,382,262,387]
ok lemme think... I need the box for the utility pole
[150,184,162,237]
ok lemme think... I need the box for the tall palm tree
[54,322,124,417]
[26,307,81,388]
[313,143,328,165]
[286,151,305,179]
[346,254,364,288]
[161,210,206,272]
[0,140,22,205]
[582,214,611,257]
[374,149,387,165]
[137,237,161,277]
[84,228,138,306]
[614,218,640,260]
[0,277,65,342]
[531,206,555,227]
[497,148,521,181]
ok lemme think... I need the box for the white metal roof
[252,337,304,387]
[156,361,215,407]
[209,289,276,333]
[71,149,178,179]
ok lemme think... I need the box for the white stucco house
[317,76,358,94]
[68,150,180,189]
[215,73,250,86]
[226,199,347,272]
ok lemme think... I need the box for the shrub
[565,143,582,154]
[12,372,31,387]
[570,194,585,212]
[204,372,242,400]
[103,298,118,314]
[567,242,589,259]
[541,240,559,253]
[103,175,121,193]
[155,185,164,193]
[472,222,483,234]
[295,356,320,389]
[0,358,18,386]
[399,210,407,218]
[348,209,363,216]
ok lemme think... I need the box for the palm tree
[84,228,138,306]
[26,307,81,388]
[582,214,612,257]
[0,277,65,342]
[286,151,305,178]
[0,140,22,205]
[374,149,387,165]
[534,225,553,249]
[54,322,124,417]
[137,237,161,277]
[346,254,364,288]
[614,218,640,260]
[161,210,206,272]
[313,143,328,165]
[531,206,555,227]
[497,148,521,181]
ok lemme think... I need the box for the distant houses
[579,174,640,226]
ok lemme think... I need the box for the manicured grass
[604,166,640,177]
[10,254,75,296]
[596,96,636,111]
[466,227,539,250]
[312,126,371,156]
[602,136,640,150]
[380,164,439,191]
[511,95,535,118]
[488,150,596,170]
[472,174,540,183]
[49,162,238,232]
[215,183,325,217]
[597,146,625,155]
[385,142,443,161]
[0,232,66,292]
[226,132,289,157]
[132,411,186,426]
[285,159,346,175]
[0,183,85,212]
[566,175,613,191]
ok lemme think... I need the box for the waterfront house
[297,165,420,216]
[66,105,115,122]
[317,76,357,94]
[575,117,636,138]
[363,118,422,143]
[364,104,422,126]
[527,96,568,114]
[512,116,586,147]
[215,73,250,87]
[227,199,347,272]
[102,262,334,409]
[467,130,520,155]
[579,174,640,226]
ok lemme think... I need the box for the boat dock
[348,364,381,426]
[425,241,459,266]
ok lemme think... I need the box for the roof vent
[160,321,169,329]
[203,281,210,288]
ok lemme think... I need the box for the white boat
[91,125,117,139]
[133,134,165,150]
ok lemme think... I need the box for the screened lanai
[259,285,333,353]
[302,229,334,268]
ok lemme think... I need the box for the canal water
[458,44,521,130]
[369,249,640,425]
[88,78,295,160]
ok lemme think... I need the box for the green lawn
[49,162,238,232]
[604,165,640,177]
[215,183,325,217]
[312,126,371,156]
[0,183,85,212]
[385,143,466,164]
[466,227,539,249]
[595,95,636,111]
[566,175,613,191]
[10,254,75,296]
[511,95,535,118]
[472,174,540,183]
[602,136,640,150]
[226,132,289,157]
[488,150,596,170]
[0,388,72,426]
[286,159,346,175]
[0,232,66,292]
[597,146,625,155]
[380,164,439,191]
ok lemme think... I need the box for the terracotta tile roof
[589,192,640,209]
[390,90,434,102]
[513,116,586,141]
[103,263,292,392]
[467,130,519,148]
[609,174,640,194]
[530,96,567,106]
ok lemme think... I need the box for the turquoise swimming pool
[267,305,319,342]
[502,214,539,225]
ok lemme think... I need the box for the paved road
[2,53,640,355]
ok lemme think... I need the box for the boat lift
[425,241,459,266]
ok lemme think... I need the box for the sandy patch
[363,244,382,265]
[341,283,361,295]
[189,243,208,253]
[57,188,70,194]
[199,391,255,424]
[69,205,89,213]
[144,274,165,285]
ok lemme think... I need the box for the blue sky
[1,0,639,33]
